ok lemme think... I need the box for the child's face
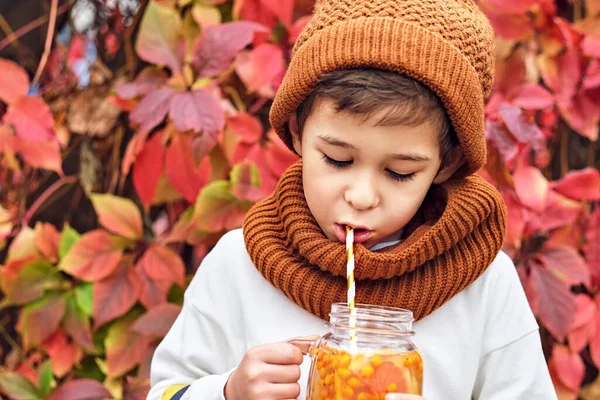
[290,99,458,248]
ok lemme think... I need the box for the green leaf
[2,260,64,306]
[64,294,96,352]
[135,0,183,72]
[59,224,80,259]
[19,293,66,349]
[74,283,94,316]
[0,371,42,400]
[37,361,53,397]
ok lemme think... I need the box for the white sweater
[148,229,557,400]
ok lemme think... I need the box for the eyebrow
[317,134,430,162]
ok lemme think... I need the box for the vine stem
[0,2,70,52]
[31,0,60,87]
[22,175,78,225]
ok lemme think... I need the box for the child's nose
[344,178,380,210]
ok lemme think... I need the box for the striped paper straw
[346,226,358,350]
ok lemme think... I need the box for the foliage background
[0,0,599,398]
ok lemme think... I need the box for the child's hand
[385,395,427,400]
[224,342,304,400]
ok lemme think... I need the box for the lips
[334,223,373,244]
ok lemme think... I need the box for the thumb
[285,334,320,355]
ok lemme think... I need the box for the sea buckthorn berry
[371,355,383,367]
[338,368,351,378]
[341,386,354,397]
[361,365,375,377]
[340,354,352,367]
[357,394,371,400]
[348,377,361,388]
[387,383,398,392]
[324,374,333,385]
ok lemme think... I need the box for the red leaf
[18,294,66,349]
[115,67,168,99]
[513,166,549,212]
[132,303,182,337]
[558,91,600,141]
[265,129,298,177]
[583,60,600,90]
[289,15,312,44]
[122,129,151,175]
[499,105,545,148]
[482,9,532,41]
[535,245,589,287]
[63,296,95,352]
[230,161,263,202]
[529,263,576,341]
[484,120,519,164]
[237,0,293,30]
[552,167,600,201]
[14,137,64,175]
[49,379,111,400]
[132,132,165,206]
[33,222,60,261]
[168,89,225,135]
[235,43,285,98]
[484,0,538,14]
[193,181,250,232]
[568,294,596,353]
[90,194,144,240]
[59,230,124,282]
[4,260,63,306]
[585,208,600,289]
[3,96,56,142]
[583,35,600,58]
[129,88,175,134]
[228,112,262,144]
[0,58,29,105]
[135,1,184,73]
[105,314,153,378]
[525,191,582,234]
[93,256,141,328]
[192,21,269,77]
[135,262,171,309]
[508,83,555,110]
[43,329,83,378]
[501,191,526,250]
[591,310,600,368]
[137,244,185,288]
[259,0,294,28]
[165,133,212,203]
[551,345,585,392]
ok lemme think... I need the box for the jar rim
[330,302,414,323]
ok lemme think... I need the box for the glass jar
[306,303,423,400]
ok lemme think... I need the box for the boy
[148,0,557,399]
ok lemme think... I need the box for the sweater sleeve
[147,232,245,400]
[472,330,557,399]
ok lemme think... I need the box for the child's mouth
[334,223,373,244]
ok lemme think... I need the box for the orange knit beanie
[270,0,496,177]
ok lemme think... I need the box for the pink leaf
[105,314,153,379]
[192,21,269,77]
[235,43,285,98]
[0,58,29,105]
[508,83,555,110]
[583,35,600,58]
[529,263,576,341]
[227,112,263,144]
[265,130,298,177]
[132,303,182,337]
[513,166,549,213]
[552,167,600,201]
[585,208,600,290]
[33,222,60,262]
[93,257,140,328]
[3,96,56,142]
[129,88,175,134]
[260,0,294,28]
[90,194,144,240]
[501,191,526,250]
[568,294,596,353]
[132,132,165,207]
[289,15,312,44]
[165,133,212,203]
[558,92,600,141]
[49,379,111,400]
[135,262,171,309]
[15,138,63,175]
[137,244,185,288]
[499,105,545,148]
[115,67,169,99]
[484,119,519,164]
[18,293,66,349]
[552,345,585,392]
[535,245,589,287]
[484,0,538,14]
[525,191,582,234]
[58,230,123,282]
[590,309,600,368]
[168,90,225,135]
[43,329,83,378]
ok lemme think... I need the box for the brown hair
[295,68,458,166]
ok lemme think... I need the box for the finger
[263,364,301,384]
[286,334,320,355]
[385,395,426,400]
[269,382,301,399]
[255,342,304,365]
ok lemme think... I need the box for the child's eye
[386,170,416,182]
[322,154,352,169]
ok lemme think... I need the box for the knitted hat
[270,0,496,177]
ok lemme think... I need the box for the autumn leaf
[235,43,285,98]
[168,89,225,135]
[236,0,294,30]
[34,222,60,262]
[132,303,182,337]
[93,256,141,328]
[13,137,64,175]
[135,0,184,73]
[502,191,526,250]
[513,166,549,213]
[192,21,269,77]
[264,130,298,177]
[18,293,66,350]
[114,67,168,99]
[230,161,263,202]
[48,379,111,400]
[534,245,589,287]
[3,96,56,142]
[90,193,144,240]
[0,371,41,400]
[289,15,312,44]
[58,224,80,259]
[165,133,212,203]
[63,294,95,352]
[129,87,175,134]
[552,345,585,392]
[0,58,30,105]
[484,0,538,14]
[568,294,596,353]
[552,167,600,201]
[508,83,555,110]
[191,2,222,28]
[585,208,600,289]
[499,106,545,150]
[558,91,600,141]
[0,203,12,244]
[135,261,172,309]
[529,261,576,341]
[227,112,263,144]
[58,229,124,282]
[484,119,519,165]
[105,311,153,378]
[43,329,83,378]
[3,260,64,306]
[525,191,582,235]
[132,132,165,207]
[192,180,252,232]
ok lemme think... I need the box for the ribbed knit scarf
[243,162,506,321]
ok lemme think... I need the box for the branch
[22,175,78,226]
[31,0,60,86]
